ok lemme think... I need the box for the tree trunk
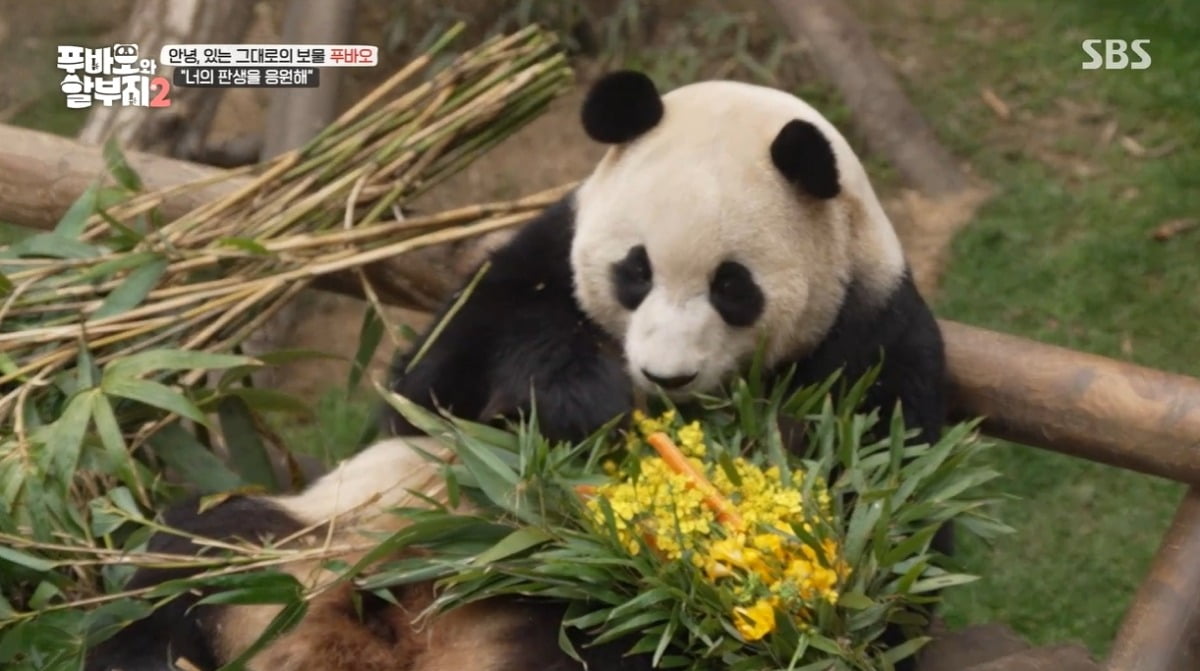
[241,0,360,390]
[75,0,258,158]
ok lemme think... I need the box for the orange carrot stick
[575,484,598,498]
[646,432,744,530]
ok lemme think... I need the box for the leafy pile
[0,24,573,669]
[380,368,1010,670]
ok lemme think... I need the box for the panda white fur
[86,71,946,671]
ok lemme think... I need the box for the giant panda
[387,70,945,448]
[86,71,946,671]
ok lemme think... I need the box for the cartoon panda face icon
[113,44,138,65]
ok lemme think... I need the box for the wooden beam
[1106,486,1200,671]
[942,321,1200,484]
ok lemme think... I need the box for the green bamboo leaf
[82,599,153,647]
[836,592,875,610]
[879,635,931,666]
[74,343,100,391]
[955,514,1015,540]
[843,499,883,564]
[102,138,143,192]
[0,352,24,382]
[107,487,144,521]
[880,524,940,568]
[104,349,258,381]
[0,271,11,297]
[90,392,128,472]
[54,182,100,238]
[226,387,312,417]
[589,609,669,645]
[357,559,460,590]
[449,415,521,453]
[470,526,552,566]
[146,422,242,493]
[217,395,278,490]
[91,256,168,319]
[909,573,979,594]
[103,377,208,426]
[349,305,384,391]
[196,573,303,606]
[1,232,101,260]
[217,237,269,255]
[602,586,674,623]
[43,390,94,475]
[97,208,145,249]
[69,251,161,285]
[378,386,454,439]
[453,432,525,517]
[27,580,62,610]
[0,546,57,572]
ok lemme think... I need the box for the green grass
[864,0,1200,657]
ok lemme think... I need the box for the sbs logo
[1081,39,1151,70]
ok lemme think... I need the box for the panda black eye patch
[709,261,764,327]
[611,245,653,310]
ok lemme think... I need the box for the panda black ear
[769,119,840,199]
[581,71,663,144]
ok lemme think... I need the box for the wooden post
[1107,487,1200,671]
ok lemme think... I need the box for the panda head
[571,71,906,397]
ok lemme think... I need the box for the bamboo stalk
[0,24,573,441]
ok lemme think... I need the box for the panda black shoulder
[484,194,579,290]
[386,192,632,444]
[792,270,946,446]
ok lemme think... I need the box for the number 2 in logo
[149,76,171,107]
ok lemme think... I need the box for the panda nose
[641,370,697,390]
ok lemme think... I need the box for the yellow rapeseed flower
[733,599,776,641]
[586,410,851,642]
[677,420,706,457]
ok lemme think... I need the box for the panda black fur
[86,71,946,671]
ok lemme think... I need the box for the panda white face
[571,76,906,398]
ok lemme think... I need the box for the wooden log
[942,321,1200,484]
[0,123,242,229]
[1106,486,1200,671]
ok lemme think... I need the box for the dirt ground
[0,0,983,403]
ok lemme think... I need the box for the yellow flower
[677,421,706,456]
[633,408,676,437]
[583,413,854,639]
[733,599,776,641]
[752,532,784,559]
